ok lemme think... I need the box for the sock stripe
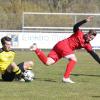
[13,69,21,75]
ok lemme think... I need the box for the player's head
[84,29,97,43]
[1,36,12,51]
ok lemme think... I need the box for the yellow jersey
[0,49,15,73]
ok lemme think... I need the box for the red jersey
[66,29,92,51]
[48,19,93,61]
[48,29,93,59]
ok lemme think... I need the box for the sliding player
[0,36,34,82]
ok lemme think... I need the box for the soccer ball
[23,70,35,82]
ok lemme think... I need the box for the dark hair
[1,36,12,45]
[88,29,97,36]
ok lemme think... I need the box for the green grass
[0,50,100,100]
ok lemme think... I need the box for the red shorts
[47,40,74,62]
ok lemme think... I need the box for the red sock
[35,49,47,64]
[64,60,76,78]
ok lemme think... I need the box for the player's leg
[7,62,24,80]
[1,62,23,81]
[17,60,34,81]
[30,43,56,65]
[17,60,34,72]
[63,54,77,83]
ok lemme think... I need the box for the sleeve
[84,43,93,52]
[88,50,100,64]
[84,43,100,64]
[73,19,87,33]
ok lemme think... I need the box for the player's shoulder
[0,48,15,53]
[10,49,15,52]
[10,50,16,53]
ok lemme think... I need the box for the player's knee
[73,58,77,62]
[23,61,34,71]
[10,62,17,68]
[69,58,77,62]
[45,58,55,65]
[45,61,52,66]
[24,60,34,68]
[28,60,34,66]
[71,56,77,62]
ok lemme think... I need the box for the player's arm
[73,16,93,33]
[88,50,100,64]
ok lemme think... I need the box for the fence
[0,31,100,49]
[22,12,100,31]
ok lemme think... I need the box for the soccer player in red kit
[30,16,100,83]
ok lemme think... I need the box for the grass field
[0,50,100,100]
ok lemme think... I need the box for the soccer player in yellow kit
[0,36,34,81]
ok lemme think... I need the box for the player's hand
[86,16,93,22]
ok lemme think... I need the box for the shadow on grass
[34,77,57,82]
[92,96,100,98]
[72,73,100,77]
[0,79,13,82]
[0,77,57,83]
